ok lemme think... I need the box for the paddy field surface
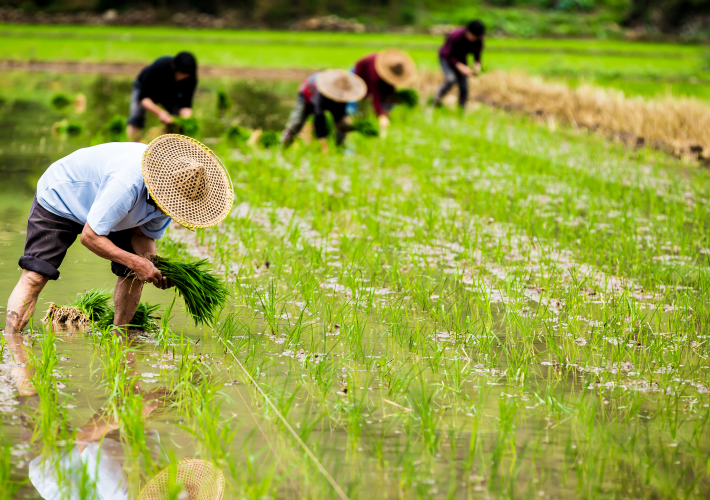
[0,44,710,499]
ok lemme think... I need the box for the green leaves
[152,256,229,326]
[352,119,379,138]
[96,302,161,332]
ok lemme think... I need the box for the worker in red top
[281,70,367,152]
[352,49,416,136]
[433,20,486,109]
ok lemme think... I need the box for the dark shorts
[18,197,135,280]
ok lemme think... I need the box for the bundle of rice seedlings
[217,89,231,111]
[225,125,250,143]
[258,130,279,148]
[104,115,127,142]
[51,93,71,110]
[97,302,161,332]
[166,117,199,137]
[396,88,419,108]
[44,289,112,326]
[149,255,229,326]
[52,119,83,137]
[352,119,379,137]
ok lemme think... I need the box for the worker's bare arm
[179,107,193,118]
[455,62,474,76]
[139,97,173,124]
[130,228,171,290]
[80,223,164,286]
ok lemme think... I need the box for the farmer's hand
[158,110,173,125]
[456,62,473,77]
[133,258,169,289]
[378,115,390,138]
[473,62,482,75]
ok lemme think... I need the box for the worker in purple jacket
[433,20,486,109]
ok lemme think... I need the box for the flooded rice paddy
[2,71,710,499]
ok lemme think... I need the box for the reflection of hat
[315,70,367,103]
[138,459,225,500]
[143,135,234,231]
[374,49,416,87]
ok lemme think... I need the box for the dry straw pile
[418,71,709,162]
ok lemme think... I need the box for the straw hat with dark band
[315,70,367,103]
[374,49,417,87]
[138,459,225,500]
[143,134,234,230]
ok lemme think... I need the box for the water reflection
[1,327,211,500]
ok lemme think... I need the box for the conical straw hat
[138,459,225,500]
[374,49,416,87]
[143,135,234,230]
[315,70,368,103]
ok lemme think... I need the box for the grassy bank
[1,24,708,99]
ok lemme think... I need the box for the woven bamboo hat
[143,135,234,230]
[138,459,225,500]
[315,70,367,103]
[374,49,417,87]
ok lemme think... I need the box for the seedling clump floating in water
[44,288,112,326]
[43,289,160,332]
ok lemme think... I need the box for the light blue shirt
[36,142,171,239]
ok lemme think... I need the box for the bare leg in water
[112,277,143,331]
[4,269,49,396]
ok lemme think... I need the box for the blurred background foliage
[0,0,708,39]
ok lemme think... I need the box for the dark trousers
[281,94,348,146]
[435,57,469,108]
[19,197,135,280]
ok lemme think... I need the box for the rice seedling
[150,255,229,326]
[0,436,21,500]
[258,130,279,148]
[50,93,71,110]
[396,88,419,108]
[166,116,200,137]
[351,119,379,138]
[225,124,251,143]
[217,89,231,112]
[96,301,161,332]
[103,115,127,142]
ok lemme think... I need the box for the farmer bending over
[5,135,234,337]
[127,52,198,142]
[281,70,367,152]
[352,49,416,137]
[433,20,486,109]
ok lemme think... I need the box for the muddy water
[0,74,257,500]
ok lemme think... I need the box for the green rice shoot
[352,119,379,137]
[166,116,199,137]
[258,130,279,148]
[44,288,113,325]
[67,289,112,320]
[396,88,419,108]
[96,302,161,332]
